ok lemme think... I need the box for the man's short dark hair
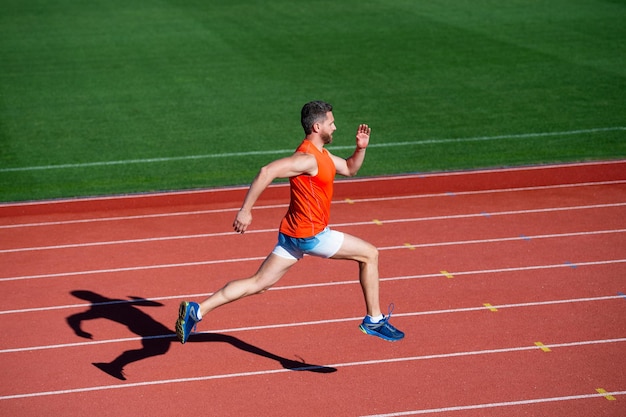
[301,101,333,135]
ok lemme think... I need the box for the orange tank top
[279,140,336,237]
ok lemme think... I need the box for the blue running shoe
[175,301,201,344]
[359,305,404,342]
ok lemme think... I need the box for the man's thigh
[330,232,377,263]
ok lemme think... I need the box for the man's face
[319,111,337,144]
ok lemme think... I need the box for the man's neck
[304,135,325,151]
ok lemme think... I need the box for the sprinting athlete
[176,101,404,343]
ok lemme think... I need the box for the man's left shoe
[175,301,201,344]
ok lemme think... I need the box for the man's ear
[312,122,320,133]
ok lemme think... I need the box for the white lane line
[2,293,623,352]
[2,127,623,173]
[1,259,625,316]
[360,390,626,416]
[3,202,625,253]
[344,180,626,204]
[2,229,625,282]
[2,179,624,229]
[1,337,624,401]
[0,205,268,229]
[0,255,267,282]
[385,228,626,250]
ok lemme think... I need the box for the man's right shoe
[359,307,405,342]
[175,301,201,344]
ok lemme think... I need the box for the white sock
[368,314,383,323]
[196,309,203,321]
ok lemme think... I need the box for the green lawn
[1,0,625,202]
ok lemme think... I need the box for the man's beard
[321,132,333,144]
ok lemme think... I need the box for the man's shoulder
[296,139,313,152]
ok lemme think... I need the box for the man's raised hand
[356,124,371,150]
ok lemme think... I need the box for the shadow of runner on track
[65,290,336,380]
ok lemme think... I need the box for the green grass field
[1,0,625,202]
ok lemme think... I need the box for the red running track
[1,160,625,416]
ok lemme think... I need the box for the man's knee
[360,244,378,265]
[368,244,379,261]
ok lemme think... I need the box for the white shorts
[272,227,344,260]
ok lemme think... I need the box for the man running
[176,101,404,343]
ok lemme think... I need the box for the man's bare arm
[334,124,371,177]
[233,153,317,233]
